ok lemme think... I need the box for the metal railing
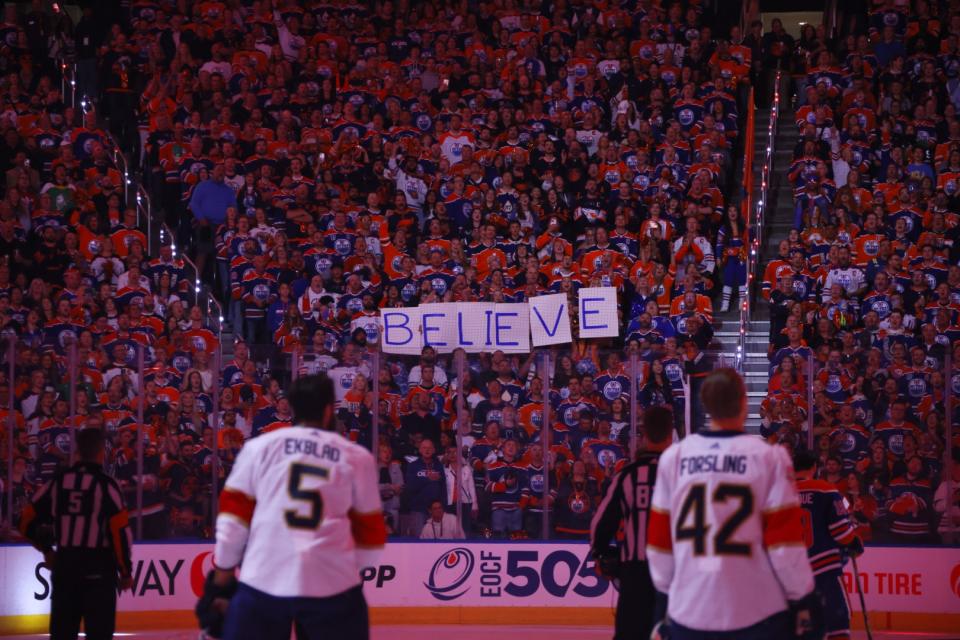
[739,71,781,370]
[737,87,756,372]
[59,59,224,352]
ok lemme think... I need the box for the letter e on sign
[577,287,619,338]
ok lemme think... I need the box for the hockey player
[591,406,674,640]
[647,368,822,639]
[794,451,863,640]
[196,374,387,640]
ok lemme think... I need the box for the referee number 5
[285,463,329,530]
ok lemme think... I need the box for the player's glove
[195,570,237,639]
[844,536,865,559]
[591,548,621,580]
[788,590,825,640]
[650,620,672,640]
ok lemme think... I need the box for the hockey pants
[223,582,368,640]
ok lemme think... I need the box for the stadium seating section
[0,0,956,544]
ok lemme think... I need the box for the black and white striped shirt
[590,453,660,563]
[20,461,133,577]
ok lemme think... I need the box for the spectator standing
[188,164,236,279]
[682,339,711,434]
[401,439,446,538]
[554,460,600,539]
[485,439,527,538]
[442,444,476,537]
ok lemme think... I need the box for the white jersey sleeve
[213,427,386,598]
[350,444,387,567]
[760,444,816,602]
[214,440,257,571]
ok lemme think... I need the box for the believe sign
[380,289,618,354]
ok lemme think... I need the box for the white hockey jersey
[823,266,865,297]
[647,431,814,632]
[439,131,476,165]
[671,235,716,274]
[214,426,386,598]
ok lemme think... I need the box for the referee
[20,427,133,640]
[590,406,672,640]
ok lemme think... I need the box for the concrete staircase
[711,318,767,432]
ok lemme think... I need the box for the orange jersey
[669,293,713,323]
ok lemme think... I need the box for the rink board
[1,542,959,634]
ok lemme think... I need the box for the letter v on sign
[533,304,564,337]
[529,294,571,347]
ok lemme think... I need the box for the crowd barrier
[0,542,958,634]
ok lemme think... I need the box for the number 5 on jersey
[285,463,329,530]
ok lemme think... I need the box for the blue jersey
[797,479,857,577]
[887,476,934,539]
[594,368,630,403]
[485,461,527,510]
[828,425,871,471]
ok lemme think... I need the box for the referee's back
[20,427,134,639]
[20,428,133,577]
[591,452,659,562]
[588,406,675,640]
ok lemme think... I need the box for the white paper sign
[380,293,613,354]
[577,287,619,338]
[455,301,494,353]
[491,303,530,354]
[528,294,573,347]
[451,303,530,354]
[419,303,458,350]
[380,308,423,355]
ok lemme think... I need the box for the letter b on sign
[380,309,423,355]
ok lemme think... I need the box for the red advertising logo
[191,551,214,597]
[950,563,960,599]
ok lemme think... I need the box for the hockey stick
[851,556,873,640]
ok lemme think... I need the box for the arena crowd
[0,0,956,544]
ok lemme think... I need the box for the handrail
[59,60,77,115]
[739,71,782,367]
[825,0,840,39]
[160,219,225,338]
[737,87,755,372]
[58,58,224,355]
